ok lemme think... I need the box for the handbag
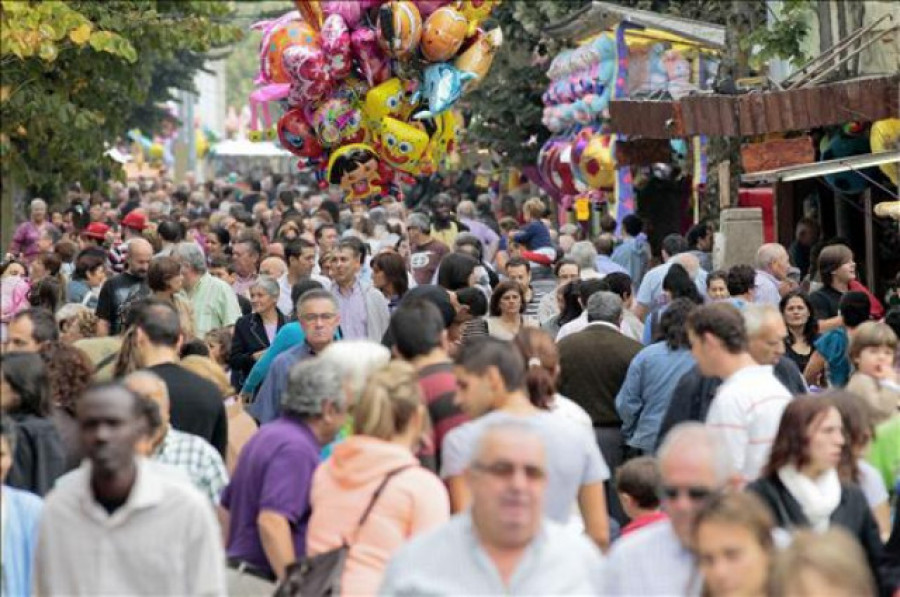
[274,465,414,597]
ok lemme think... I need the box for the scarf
[777,464,841,532]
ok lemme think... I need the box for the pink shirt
[306,436,450,596]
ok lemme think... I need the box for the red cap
[121,211,147,231]
[82,222,110,240]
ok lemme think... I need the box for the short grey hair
[296,288,338,314]
[251,275,280,299]
[282,357,344,416]
[742,303,783,338]
[471,420,546,467]
[318,340,391,405]
[568,241,598,271]
[407,212,431,231]
[456,200,476,218]
[173,242,207,274]
[657,422,733,484]
[30,198,47,211]
[756,243,787,271]
[586,291,623,324]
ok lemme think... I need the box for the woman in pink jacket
[306,361,450,596]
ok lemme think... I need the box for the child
[846,321,899,424]
[511,198,556,267]
[615,455,667,536]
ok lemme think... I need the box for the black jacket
[229,311,286,389]
[748,475,894,595]
[7,413,67,497]
[656,356,807,450]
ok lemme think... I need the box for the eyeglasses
[659,485,716,502]
[471,460,546,481]
[299,313,337,323]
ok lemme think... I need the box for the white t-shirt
[706,365,792,483]
[440,410,610,523]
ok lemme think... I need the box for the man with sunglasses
[249,289,341,424]
[380,422,604,595]
[605,423,734,595]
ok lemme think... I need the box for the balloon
[414,62,476,119]
[376,116,431,174]
[870,118,900,184]
[320,0,382,29]
[248,83,291,140]
[278,108,324,158]
[453,0,500,37]
[327,144,387,202]
[422,109,458,167]
[578,134,616,189]
[350,27,392,87]
[320,14,353,80]
[420,6,468,62]
[415,0,451,18]
[265,19,319,84]
[283,44,333,103]
[363,77,421,132]
[312,97,368,147]
[377,1,423,58]
[453,27,502,90]
[294,0,323,31]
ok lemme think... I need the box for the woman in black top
[748,394,890,594]
[229,276,285,390]
[780,290,819,374]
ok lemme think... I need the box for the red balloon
[278,108,324,159]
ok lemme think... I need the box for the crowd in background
[1,172,899,596]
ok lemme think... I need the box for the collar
[586,320,621,333]
[79,457,164,525]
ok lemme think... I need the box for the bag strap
[348,465,415,544]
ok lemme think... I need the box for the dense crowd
[1,175,898,596]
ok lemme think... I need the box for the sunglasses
[659,485,716,502]
[471,460,546,481]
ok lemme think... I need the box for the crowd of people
[1,175,898,596]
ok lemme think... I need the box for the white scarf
[777,464,841,532]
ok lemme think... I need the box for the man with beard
[95,237,153,335]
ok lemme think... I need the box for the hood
[326,436,418,489]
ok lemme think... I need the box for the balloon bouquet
[248,0,503,205]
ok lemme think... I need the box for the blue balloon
[414,63,476,120]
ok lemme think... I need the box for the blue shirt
[616,344,696,452]
[611,236,650,288]
[513,221,552,251]
[2,485,43,597]
[249,343,315,424]
[635,261,708,310]
[594,255,628,277]
[815,328,851,387]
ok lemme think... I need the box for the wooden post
[863,189,876,292]
[718,160,731,209]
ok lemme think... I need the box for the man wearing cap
[109,211,148,274]
[79,222,110,251]
[408,212,450,287]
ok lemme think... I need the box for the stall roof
[740,150,900,184]
[211,139,292,157]
[543,1,726,49]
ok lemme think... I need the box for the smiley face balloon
[420,6,469,62]
[327,144,386,202]
[312,97,368,147]
[377,117,430,175]
[363,78,421,133]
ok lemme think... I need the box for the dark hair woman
[779,290,819,374]
[0,352,66,495]
[371,252,409,312]
[67,249,107,309]
[485,280,530,341]
[747,394,886,592]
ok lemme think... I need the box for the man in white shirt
[380,422,604,595]
[686,303,792,484]
[605,423,735,595]
[34,383,226,595]
[754,243,797,305]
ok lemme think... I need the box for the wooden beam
[741,137,816,173]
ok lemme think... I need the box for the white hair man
[754,243,796,305]
[173,241,242,337]
[605,423,735,595]
[380,421,605,594]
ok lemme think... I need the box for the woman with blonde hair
[769,528,876,597]
[306,361,449,596]
[179,355,257,474]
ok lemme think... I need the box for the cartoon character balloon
[278,108,324,159]
[364,78,421,132]
[328,144,387,202]
[377,1,423,58]
[453,0,500,36]
[313,97,368,147]
[454,27,502,90]
[420,6,469,62]
[377,117,431,175]
[414,63,476,119]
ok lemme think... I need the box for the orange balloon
[268,20,320,84]
[421,7,469,62]
[377,1,423,58]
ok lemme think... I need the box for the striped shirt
[417,362,468,473]
[705,365,792,483]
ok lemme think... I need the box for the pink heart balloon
[320,14,353,80]
[351,27,392,87]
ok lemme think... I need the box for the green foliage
[0,0,242,201]
[741,0,813,70]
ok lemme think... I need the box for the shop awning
[740,150,900,184]
[543,0,726,49]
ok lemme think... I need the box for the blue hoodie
[611,234,651,288]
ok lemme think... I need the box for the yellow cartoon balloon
[453,0,500,37]
[377,116,430,175]
[870,118,900,185]
[363,78,421,133]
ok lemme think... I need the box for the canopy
[211,139,292,157]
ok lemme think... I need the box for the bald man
[124,371,228,504]
[258,256,287,280]
[95,237,153,335]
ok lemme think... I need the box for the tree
[0,0,242,205]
